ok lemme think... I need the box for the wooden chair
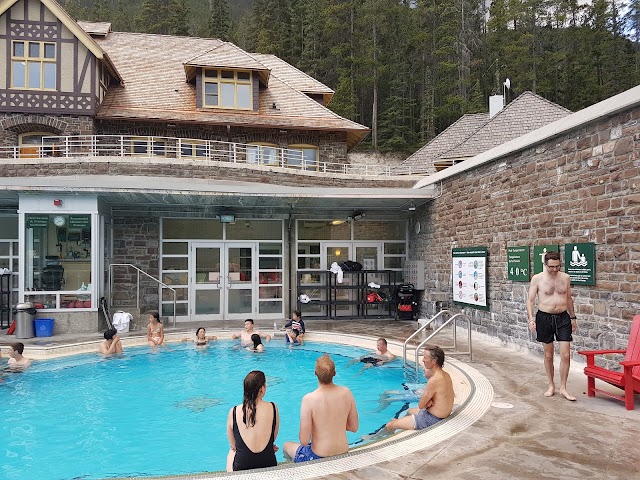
[577,314,640,410]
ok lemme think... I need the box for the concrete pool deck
[2,319,639,479]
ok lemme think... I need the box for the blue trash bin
[34,318,54,337]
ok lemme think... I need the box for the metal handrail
[402,310,451,368]
[0,135,397,177]
[413,313,472,371]
[108,263,176,328]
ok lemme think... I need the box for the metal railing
[403,310,472,370]
[108,263,176,328]
[0,135,400,177]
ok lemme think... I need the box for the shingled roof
[184,43,270,85]
[76,21,111,37]
[88,31,369,148]
[401,92,570,173]
[401,113,489,171]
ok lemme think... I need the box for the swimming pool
[0,340,422,480]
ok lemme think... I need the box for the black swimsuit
[232,402,277,471]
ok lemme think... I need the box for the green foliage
[61,0,640,152]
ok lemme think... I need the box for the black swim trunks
[361,357,380,365]
[535,310,573,343]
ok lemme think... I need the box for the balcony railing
[0,135,403,177]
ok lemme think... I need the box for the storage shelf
[0,273,12,329]
[297,270,399,319]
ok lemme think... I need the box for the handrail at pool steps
[403,311,473,370]
[403,310,451,368]
[108,263,176,328]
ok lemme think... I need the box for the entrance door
[225,243,256,319]
[190,242,256,320]
[191,242,223,319]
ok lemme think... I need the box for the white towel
[330,262,343,284]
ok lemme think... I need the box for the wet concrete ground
[2,318,639,479]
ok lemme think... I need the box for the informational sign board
[68,215,90,229]
[564,242,596,285]
[507,246,530,281]
[452,247,488,310]
[533,245,559,274]
[26,215,48,228]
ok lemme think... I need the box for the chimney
[489,95,504,118]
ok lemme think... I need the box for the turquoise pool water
[0,340,421,479]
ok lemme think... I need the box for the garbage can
[14,302,37,339]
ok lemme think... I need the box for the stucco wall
[410,106,640,369]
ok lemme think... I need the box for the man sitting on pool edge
[384,345,454,432]
[283,355,358,463]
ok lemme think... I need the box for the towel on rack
[330,262,344,284]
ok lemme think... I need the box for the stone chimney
[489,94,504,118]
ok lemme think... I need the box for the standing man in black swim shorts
[527,251,577,401]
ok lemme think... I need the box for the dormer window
[203,69,252,110]
[11,41,56,90]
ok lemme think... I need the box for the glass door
[225,243,256,319]
[191,242,223,319]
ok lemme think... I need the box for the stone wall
[96,120,349,165]
[0,157,415,189]
[112,215,160,315]
[410,106,640,368]
[0,114,94,145]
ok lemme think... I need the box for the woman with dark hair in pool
[246,333,264,352]
[180,327,217,346]
[226,370,280,471]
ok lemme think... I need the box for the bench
[577,314,640,410]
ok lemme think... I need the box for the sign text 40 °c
[507,246,530,282]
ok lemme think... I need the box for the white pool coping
[6,330,494,480]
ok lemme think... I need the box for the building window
[203,69,252,110]
[12,41,56,90]
[180,139,207,158]
[19,133,57,158]
[247,143,279,165]
[24,213,93,309]
[287,145,318,170]
[129,137,167,156]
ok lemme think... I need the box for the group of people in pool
[226,344,455,472]
[99,311,306,355]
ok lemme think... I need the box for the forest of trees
[62,0,640,153]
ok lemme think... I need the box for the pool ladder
[402,310,472,371]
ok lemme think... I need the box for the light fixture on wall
[331,219,346,225]
[352,211,365,221]
[408,201,416,211]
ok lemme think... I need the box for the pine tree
[209,0,231,40]
[170,0,190,36]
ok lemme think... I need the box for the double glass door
[191,242,255,320]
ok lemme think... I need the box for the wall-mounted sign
[565,242,595,285]
[68,215,90,229]
[26,215,49,228]
[452,247,488,310]
[507,246,530,281]
[533,245,559,274]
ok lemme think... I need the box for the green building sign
[69,215,90,229]
[507,246,530,281]
[533,244,559,274]
[26,215,49,228]
[565,242,596,285]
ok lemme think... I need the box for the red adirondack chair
[577,314,640,410]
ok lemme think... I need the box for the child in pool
[147,312,165,349]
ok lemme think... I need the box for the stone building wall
[0,113,94,145]
[410,106,640,368]
[0,157,415,189]
[96,120,349,165]
[111,215,160,314]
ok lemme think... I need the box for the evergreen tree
[170,0,190,36]
[209,0,231,40]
